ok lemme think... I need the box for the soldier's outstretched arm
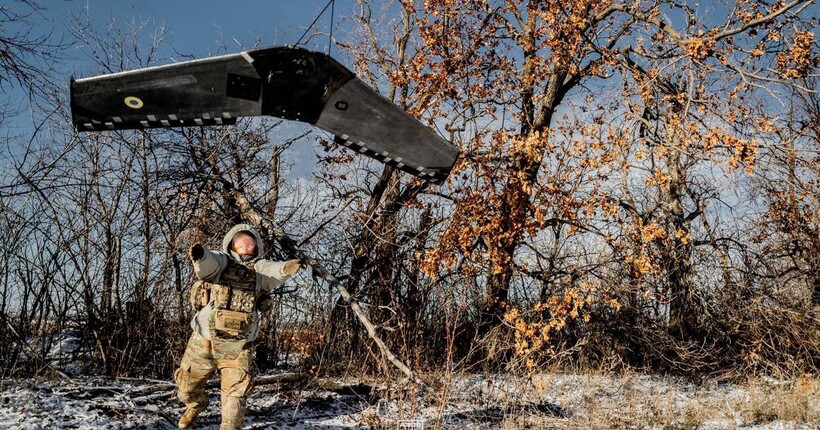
[255,259,301,312]
[255,259,301,293]
[190,244,227,281]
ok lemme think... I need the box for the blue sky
[3,0,355,110]
[44,0,356,80]
[49,0,348,55]
[2,0,358,174]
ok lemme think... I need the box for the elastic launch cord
[294,0,337,56]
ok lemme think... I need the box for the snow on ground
[1,378,172,429]
[0,372,817,429]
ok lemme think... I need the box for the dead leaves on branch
[776,31,817,79]
[503,281,622,373]
[339,0,817,370]
[421,122,620,278]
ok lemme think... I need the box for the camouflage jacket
[190,224,292,342]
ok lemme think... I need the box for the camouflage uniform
[175,224,297,430]
[175,333,253,429]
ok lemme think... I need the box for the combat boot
[178,406,206,429]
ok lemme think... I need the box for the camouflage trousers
[174,332,253,430]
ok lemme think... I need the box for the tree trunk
[327,166,403,360]
[480,67,569,332]
[172,253,187,325]
[664,149,698,336]
[266,148,281,217]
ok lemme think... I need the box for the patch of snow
[276,353,303,369]
[0,373,816,429]
[0,379,173,429]
[47,328,82,359]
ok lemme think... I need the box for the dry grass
[742,377,819,425]
[353,370,818,429]
[456,373,820,429]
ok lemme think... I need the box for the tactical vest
[208,259,257,340]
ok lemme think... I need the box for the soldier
[175,224,301,429]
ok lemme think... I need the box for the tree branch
[229,190,439,400]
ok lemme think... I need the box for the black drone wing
[71,46,459,184]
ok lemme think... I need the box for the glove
[190,244,204,261]
[283,259,302,276]
[256,294,273,312]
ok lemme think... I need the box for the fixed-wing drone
[70,46,459,184]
